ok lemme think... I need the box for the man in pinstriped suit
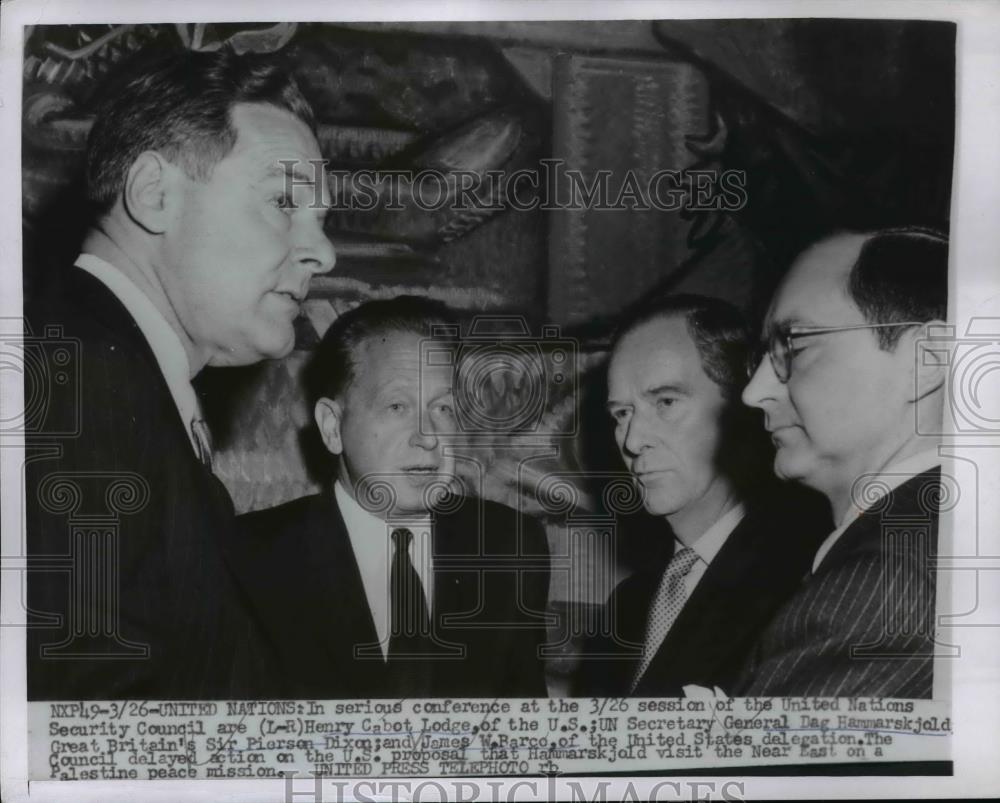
[738,227,948,698]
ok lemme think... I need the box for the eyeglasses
[748,321,924,383]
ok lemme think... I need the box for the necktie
[190,418,214,471]
[631,546,700,691]
[388,528,432,659]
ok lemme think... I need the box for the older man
[577,295,826,697]
[26,49,336,699]
[228,297,550,698]
[739,227,947,698]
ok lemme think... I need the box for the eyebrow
[605,383,686,411]
[261,163,333,215]
[263,162,322,186]
[427,388,456,404]
[766,316,814,334]
[644,383,686,397]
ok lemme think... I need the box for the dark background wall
[23,19,955,323]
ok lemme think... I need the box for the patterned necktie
[388,528,432,659]
[631,546,700,691]
[190,418,214,471]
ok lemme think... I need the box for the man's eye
[610,409,629,423]
[388,402,407,413]
[271,193,296,211]
[656,397,677,410]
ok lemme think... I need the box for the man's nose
[410,422,439,450]
[622,411,653,458]
[742,357,780,409]
[295,215,337,275]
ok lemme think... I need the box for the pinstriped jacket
[736,467,941,698]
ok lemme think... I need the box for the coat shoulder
[443,496,548,553]
[238,493,330,541]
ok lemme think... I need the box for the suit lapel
[339,495,388,659]
[431,509,466,618]
[636,511,787,693]
[643,516,751,685]
[70,270,201,468]
[818,467,941,574]
[425,508,477,691]
[302,493,383,693]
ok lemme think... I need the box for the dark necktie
[388,528,432,659]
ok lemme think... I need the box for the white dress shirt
[75,253,202,454]
[334,481,434,660]
[676,502,746,606]
[811,449,943,573]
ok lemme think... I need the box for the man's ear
[314,397,345,456]
[911,319,950,402]
[122,151,178,235]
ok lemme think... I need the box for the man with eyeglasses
[738,227,948,698]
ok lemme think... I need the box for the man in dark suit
[577,295,826,697]
[25,49,336,699]
[739,227,948,698]
[229,297,550,698]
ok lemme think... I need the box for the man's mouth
[764,412,796,431]
[274,290,305,304]
[768,424,802,446]
[402,466,440,474]
[634,468,672,480]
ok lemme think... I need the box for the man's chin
[257,325,296,360]
[773,449,812,484]
[206,328,295,367]
[399,473,455,503]
[641,493,684,519]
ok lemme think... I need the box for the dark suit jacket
[25,268,263,699]
[737,468,941,698]
[229,491,551,698]
[575,493,827,697]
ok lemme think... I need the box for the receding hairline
[84,48,318,215]
[330,326,453,402]
[796,232,869,281]
[611,309,696,357]
[214,101,321,169]
[766,232,870,324]
[608,309,715,388]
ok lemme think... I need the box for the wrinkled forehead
[230,102,321,156]
[766,233,868,329]
[352,330,456,393]
[229,102,330,198]
[608,315,703,388]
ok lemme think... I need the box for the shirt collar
[812,448,943,573]
[75,254,202,450]
[334,481,431,543]
[682,502,746,566]
[334,480,433,640]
